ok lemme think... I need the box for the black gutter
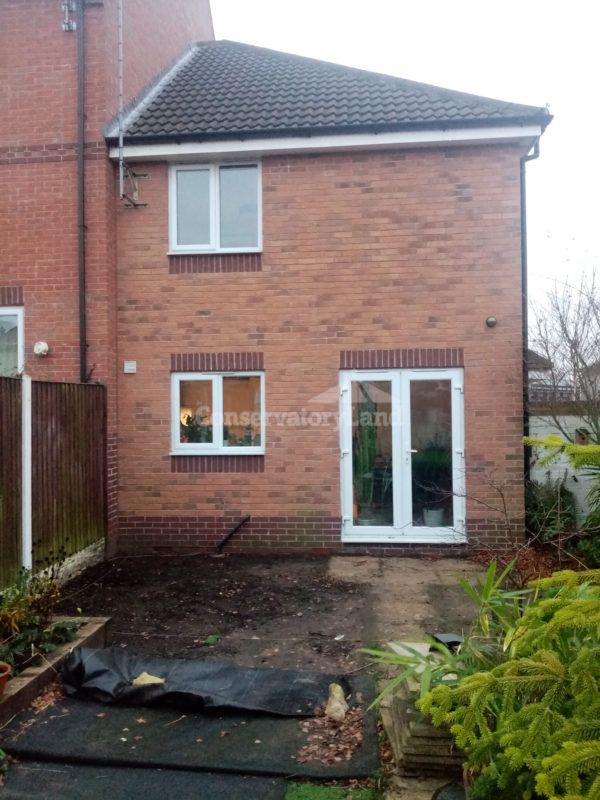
[521,139,540,481]
[77,0,88,383]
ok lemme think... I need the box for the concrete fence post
[21,373,32,570]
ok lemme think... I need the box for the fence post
[21,374,32,570]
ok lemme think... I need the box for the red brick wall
[115,144,526,554]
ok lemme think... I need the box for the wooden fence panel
[31,381,106,567]
[0,378,22,587]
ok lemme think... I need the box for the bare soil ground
[58,554,479,672]
[57,555,370,672]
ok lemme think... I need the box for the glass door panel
[341,368,464,543]
[351,380,393,526]
[409,380,454,527]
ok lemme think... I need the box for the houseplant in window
[412,435,453,526]
[353,385,378,525]
[180,413,212,444]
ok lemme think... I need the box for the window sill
[167,249,262,256]
[341,528,467,544]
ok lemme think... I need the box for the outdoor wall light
[485,317,498,328]
[33,341,50,356]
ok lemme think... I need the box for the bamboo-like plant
[362,560,529,705]
[353,384,378,516]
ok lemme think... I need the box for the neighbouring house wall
[102,0,214,123]
[0,0,214,548]
[115,144,526,555]
[0,0,214,383]
[529,415,595,522]
[1,0,83,382]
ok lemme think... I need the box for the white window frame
[168,162,262,254]
[171,371,265,455]
[0,306,24,376]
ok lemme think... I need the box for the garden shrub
[525,476,577,540]
[418,570,600,800]
[526,436,600,566]
[0,566,77,675]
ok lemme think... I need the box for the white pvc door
[340,369,465,543]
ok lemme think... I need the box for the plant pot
[355,516,376,526]
[0,661,12,696]
[432,783,466,800]
[423,508,444,527]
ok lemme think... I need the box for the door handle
[405,448,417,464]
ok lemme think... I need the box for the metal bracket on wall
[62,0,77,31]
[121,163,148,209]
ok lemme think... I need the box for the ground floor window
[171,372,265,455]
[340,368,465,543]
[0,307,24,377]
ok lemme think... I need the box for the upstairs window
[0,307,24,377]
[169,163,261,253]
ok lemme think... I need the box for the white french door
[340,369,465,543]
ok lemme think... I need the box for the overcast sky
[211,0,598,300]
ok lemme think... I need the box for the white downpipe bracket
[21,374,33,570]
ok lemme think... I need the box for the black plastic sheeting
[63,647,350,716]
[3,687,378,780]
[1,762,286,800]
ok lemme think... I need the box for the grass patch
[285,783,380,800]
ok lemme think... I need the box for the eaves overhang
[108,121,545,162]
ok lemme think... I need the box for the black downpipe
[520,140,540,482]
[77,0,88,383]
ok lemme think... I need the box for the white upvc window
[168,162,262,253]
[0,306,24,377]
[171,371,265,455]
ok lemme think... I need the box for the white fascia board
[109,125,542,161]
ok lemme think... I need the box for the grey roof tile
[110,40,550,143]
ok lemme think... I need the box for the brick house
[1,3,551,556]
